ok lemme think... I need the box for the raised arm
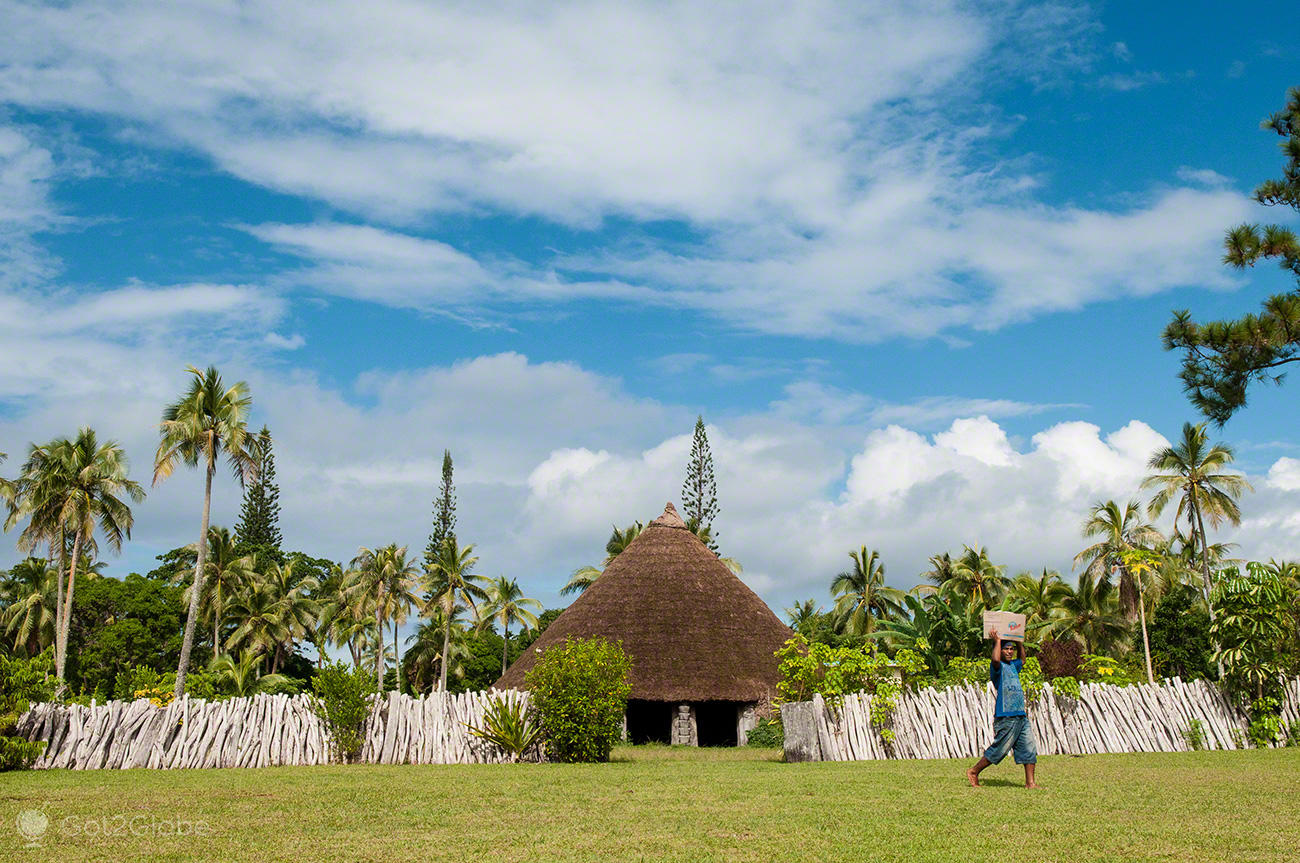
[989,627,1002,667]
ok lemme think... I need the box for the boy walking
[966,628,1040,788]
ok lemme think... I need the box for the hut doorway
[694,701,743,747]
[625,700,672,744]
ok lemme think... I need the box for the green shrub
[745,716,783,748]
[1247,696,1286,748]
[932,655,1045,702]
[774,635,925,744]
[1183,718,1207,751]
[466,693,542,762]
[183,671,223,701]
[1079,654,1138,686]
[1049,675,1081,700]
[1,650,56,771]
[524,636,631,763]
[310,662,373,763]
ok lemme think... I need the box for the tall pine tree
[681,416,719,547]
[424,450,457,569]
[234,426,282,561]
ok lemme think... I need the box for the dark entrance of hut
[695,701,742,747]
[626,700,673,744]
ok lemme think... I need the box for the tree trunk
[54,528,84,694]
[175,461,215,698]
[1117,563,1139,622]
[50,536,64,691]
[375,588,385,693]
[1190,496,1216,621]
[440,597,452,692]
[1190,493,1226,680]
[393,617,401,694]
[1138,583,1154,685]
[213,581,221,662]
[501,621,509,678]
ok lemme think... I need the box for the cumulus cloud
[0,1,1253,340]
[0,125,60,287]
[5,329,1297,618]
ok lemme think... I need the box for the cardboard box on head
[982,611,1026,643]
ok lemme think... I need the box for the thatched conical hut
[495,502,791,745]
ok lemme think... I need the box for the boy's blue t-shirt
[991,657,1027,717]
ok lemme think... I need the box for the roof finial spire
[650,501,687,529]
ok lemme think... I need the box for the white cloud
[0,125,60,287]
[0,1,1248,340]
[264,331,306,350]
[5,327,1298,615]
[1176,166,1231,187]
[1266,457,1300,492]
[1098,70,1164,91]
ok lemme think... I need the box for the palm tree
[0,557,59,656]
[483,576,542,676]
[1075,499,1165,620]
[784,599,823,637]
[561,522,644,595]
[208,650,292,697]
[223,578,287,662]
[423,537,487,691]
[1056,571,1128,655]
[308,562,348,668]
[946,545,1010,609]
[404,612,471,693]
[830,546,905,636]
[921,551,956,589]
[870,593,947,672]
[378,545,420,692]
[1143,422,1251,621]
[176,527,256,661]
[154,366,260,697]
[1006,569,1070,636]
[1116,548,1165,684]
[261,558,320,673]
[5,429,143,687]
[323,564,377,671]
[349,544,417,691]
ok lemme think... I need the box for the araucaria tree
[681,416,719,540]
[234,426,282,560]
[154,366,260,698]
[4,428,143,688]
[424,450,456,570]
[1164,86,1300,422]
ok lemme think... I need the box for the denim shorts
[984,715,1037,765]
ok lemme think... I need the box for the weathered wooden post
[780,700,821,762]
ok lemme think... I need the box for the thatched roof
[495,503,791,702]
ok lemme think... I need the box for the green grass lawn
[3,745,1297,862]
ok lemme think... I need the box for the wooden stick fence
[782,677,1300,763]
[15,689,533,770]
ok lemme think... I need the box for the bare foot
[966,768,980,787]
[1025,782,1042,790]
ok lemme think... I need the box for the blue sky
[1,1,1299,628]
